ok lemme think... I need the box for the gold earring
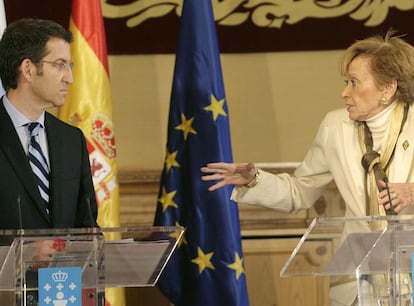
[379,96,389,105]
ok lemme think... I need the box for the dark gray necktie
[27,122,50,212]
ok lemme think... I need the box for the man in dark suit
[0,17,99,237]
[0,17,100,305]
[0,18,98,230]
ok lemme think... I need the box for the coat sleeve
[231,113,333,213]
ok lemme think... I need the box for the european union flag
[153,0,249,305]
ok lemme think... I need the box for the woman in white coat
[201,30,414,305]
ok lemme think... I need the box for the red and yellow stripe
[59,0,124,305]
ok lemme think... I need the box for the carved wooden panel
[242,237,331,306]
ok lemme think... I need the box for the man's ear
[19,59,35,81]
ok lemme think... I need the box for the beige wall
[108,50,345,172]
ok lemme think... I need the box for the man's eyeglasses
[38,60,74,71]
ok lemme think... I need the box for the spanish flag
[58,0,124,305]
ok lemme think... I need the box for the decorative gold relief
[102,0,414,28]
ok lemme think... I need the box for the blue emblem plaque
[38,267,82,306]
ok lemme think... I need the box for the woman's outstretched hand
[201,162,256,191]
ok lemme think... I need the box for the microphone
[383,177,396,215]
[17,195,23,230]
[86,196,96,229]
[16,195,25,288]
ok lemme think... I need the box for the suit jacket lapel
[391,106,414,182]
[45,114,64,223]
[0,99,50,223]
[341,119,363,188]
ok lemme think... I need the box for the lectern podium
[0,226,183,305]
[281,215,414,305]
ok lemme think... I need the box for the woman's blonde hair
[340,29,414,104]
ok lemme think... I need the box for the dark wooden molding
[117,166,345,231]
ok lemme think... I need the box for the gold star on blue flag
[153,0,249,305]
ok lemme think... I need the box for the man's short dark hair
[0,18,73,91]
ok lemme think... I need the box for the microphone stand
[383,177,397,306]
[16,196,26,305]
